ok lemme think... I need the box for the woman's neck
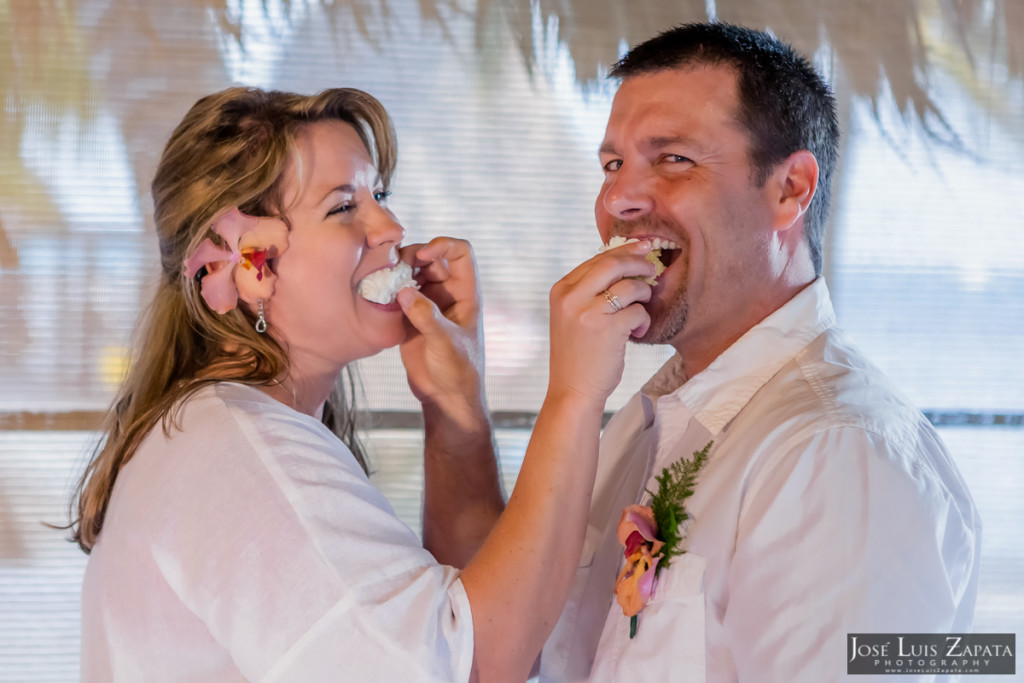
[260,371,335,419]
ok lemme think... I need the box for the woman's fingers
[397,238,486,412]
[547,244,657,403]
[597,277,652,312]
[559,239,655,289]
[401,237,479,317]
[396,286,448,338]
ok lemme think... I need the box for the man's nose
[601,164,654,220]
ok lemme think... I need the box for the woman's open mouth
[356,261,419,305]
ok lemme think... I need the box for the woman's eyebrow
[318,184,356,204]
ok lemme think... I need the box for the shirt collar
[639,278,836,433]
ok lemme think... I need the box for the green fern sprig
[647,440,712,572]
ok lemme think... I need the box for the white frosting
[357,262,419,304]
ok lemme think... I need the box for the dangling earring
[255,299,267,334]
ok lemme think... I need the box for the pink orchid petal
[211,208,259,252]
[616,504,659,546]
[625,506,659,541]
[199,265,240,314]
[236,216,289,257]
[234,261,277,305]
[183,238,232,279]
[637,555,661,601]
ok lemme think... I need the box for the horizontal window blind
[1,0,1021,679]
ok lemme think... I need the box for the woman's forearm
[459,389,604,682]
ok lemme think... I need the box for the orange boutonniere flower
[614,505,664,617]
[614,441,711,639]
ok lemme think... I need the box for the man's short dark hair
[611,22,840,276]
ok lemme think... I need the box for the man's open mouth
[601,236,681,285]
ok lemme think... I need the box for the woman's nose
[366,206,405,248]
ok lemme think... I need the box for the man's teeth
[600,235,681,252]
[650,238,680,251]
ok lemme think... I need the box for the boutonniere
[614,440,711,639]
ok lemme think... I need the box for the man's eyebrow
[648,135,705,153]
[598,136,706,157]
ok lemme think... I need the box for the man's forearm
[421,401,505,568]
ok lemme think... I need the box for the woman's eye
[326,204,352,217]
[374,190,392,203]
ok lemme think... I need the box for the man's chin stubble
[630,298,688,346]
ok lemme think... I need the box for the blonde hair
[69,87,398,553]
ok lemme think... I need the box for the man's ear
[771,150,818,233]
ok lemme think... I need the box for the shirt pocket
[628,553,707,682]
[648,552,706,603]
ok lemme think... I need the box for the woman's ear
[771,149,819,233]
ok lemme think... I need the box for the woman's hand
[398,238,502,568]
[397,237,487,431]
[547,239,655,406]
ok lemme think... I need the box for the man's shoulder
[753,326,930,447]
[726,326,977,507]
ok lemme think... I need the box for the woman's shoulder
[112,381,375,538]
[178,382,331,441]
[118,382,362,501]
[174,381,352,465]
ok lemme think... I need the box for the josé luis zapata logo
[847,634,1015,675]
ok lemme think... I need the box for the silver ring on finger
[603,289,623,313]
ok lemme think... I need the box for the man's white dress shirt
[81,382,473,682]
[540,279,981,682]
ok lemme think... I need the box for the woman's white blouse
[81,382,474,682]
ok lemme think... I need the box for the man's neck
[671,277,815,379]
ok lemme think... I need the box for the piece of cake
[598,235,677,285]
[357,262,419,304]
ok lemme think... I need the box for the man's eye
[602,159,622,172]
[374,190,392,202]
[665,154,693,164]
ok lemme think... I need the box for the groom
[539,22,981,682]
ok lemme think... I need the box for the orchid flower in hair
[183,208,289,314]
